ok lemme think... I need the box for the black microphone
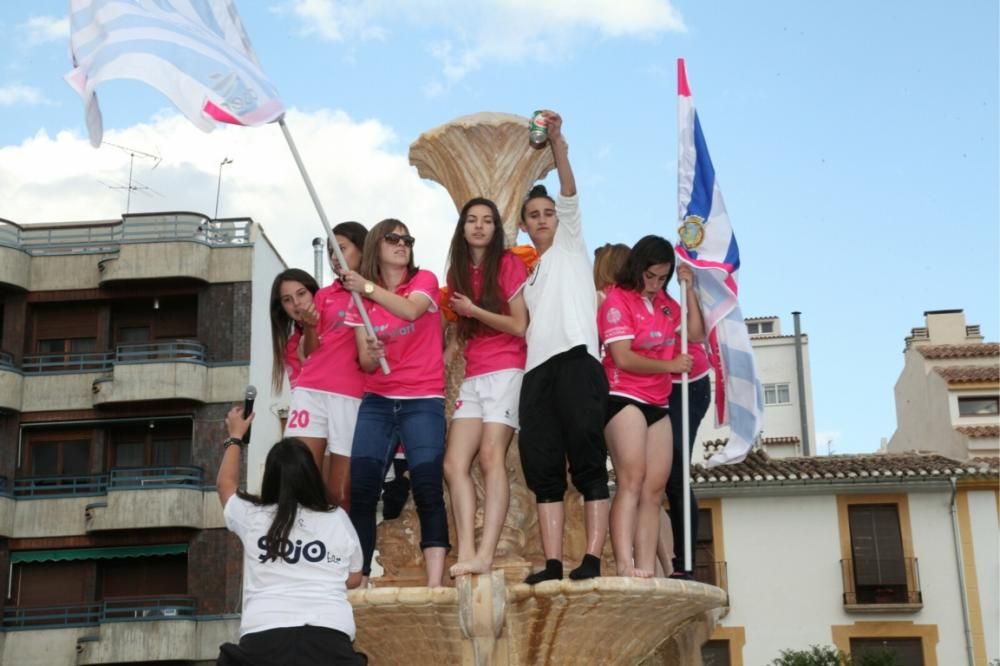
[242,385,257,444]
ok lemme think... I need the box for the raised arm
[341,270,434,322]
[676,264,706,343]
[216,405,253,506]
[544,111,575,197]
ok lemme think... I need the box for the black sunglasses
[383,232,415,248]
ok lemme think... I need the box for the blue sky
[1,0,997,455]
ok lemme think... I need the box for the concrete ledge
[0,367,22,412]
[13,496,91,538]
[0,245,29,290]
[99,241,212,284]
[22,372,102,412]
[0,495,14,537]
[1,626,89,666]
[86,487,204,531]
[92,362,209,405]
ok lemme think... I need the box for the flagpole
[680,282,692,574]
[278,117,390,375]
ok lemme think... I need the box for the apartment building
[696,314,817,462]
[0,212,285,665]
[888,309,999,460]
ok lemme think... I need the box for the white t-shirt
[522,194,600,372]
[224,496,363,639]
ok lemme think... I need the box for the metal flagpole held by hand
[680,279,692,574]
[277,117,390,375]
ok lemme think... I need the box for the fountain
[348,112,727,665]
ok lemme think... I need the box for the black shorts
[605,395,669,427]
[217,626,365,666]
[518,345,610,503]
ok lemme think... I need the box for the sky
[0,0,997,455]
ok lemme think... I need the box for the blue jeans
[349,394,449,575]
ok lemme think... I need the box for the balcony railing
[0,214,250,255]
[2,595,196,629]
[841,557,922,606]
[0,351,15,369]
[14,466,203,498]
[109,466,203,489]
[22,340,206,373]
[13,474,108,498]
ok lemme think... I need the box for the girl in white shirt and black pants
[216,407,366,665]
[518,111,610,584]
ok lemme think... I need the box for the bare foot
[450,557,492,577]
[633,568,654,579]
[617,566,635,577]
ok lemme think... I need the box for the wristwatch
[223,437,244,449]
[363,281,375,295]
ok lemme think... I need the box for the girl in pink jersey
[269,268,319,395]
[442,197,529,577]
[340,218,449,587]
[598,235,704,577]
[593,243,630,307]
[284,222,368,510]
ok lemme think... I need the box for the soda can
[528,110,548,145]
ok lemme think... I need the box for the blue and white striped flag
[675,59,764,467]
[65,0,285,147]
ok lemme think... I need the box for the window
[747,320,774,335]
[109,422,192,468]
[848,504,911,604]
[701,640,731,666]
[958,396,999,417]
[99,555,187,598]
[694,508,718,586]
[13,561,91,607]
[763,383,791,405]
[36,337,98,369]
[850,638,924,666]
[27,437,91,476]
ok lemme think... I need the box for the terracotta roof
[745,316,778,322]
[692,449,998,486]
[934,365,1000,383]
[957,425,1000,438]
[917,343,1000,359]
[703,436,799,451]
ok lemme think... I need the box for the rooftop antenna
[100,142,162,213]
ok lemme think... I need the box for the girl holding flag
[597,236,703,577]
[442,197,529,577]
[283,222,369,510]
[340,219,449,587]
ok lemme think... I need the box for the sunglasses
[383,232,415,248]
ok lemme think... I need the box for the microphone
[242,385,257,444]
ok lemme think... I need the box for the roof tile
[917,343,999,359]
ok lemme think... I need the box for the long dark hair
[447,197,506,341]
[269,268,319,392]
[358,218,418,285]
[237,437,335,562]
[329,221,368,271]
[616,235,675,293]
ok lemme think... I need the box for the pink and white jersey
[345,269,444,399]
[673,338,711,383]
[598,286,681,406]
[463,251,528,378]
[285,327,303,389]
[296,282,365,399]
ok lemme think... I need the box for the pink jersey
[285,327,303,389]
[462,251,528,378]
[598,286,681,406]
[673,338,711,382]
[345,269,445,398]
[295,282,366,398]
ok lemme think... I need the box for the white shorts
[285,388,361,457]
[453,369,523,429]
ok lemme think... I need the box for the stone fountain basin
[350,575,727,665]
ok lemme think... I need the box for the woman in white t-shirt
[216,406,365,666]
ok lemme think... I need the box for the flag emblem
[678,215,706,250]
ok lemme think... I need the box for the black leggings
[518,346,610,503]
[217,626,365,666]
[665,375,711,572]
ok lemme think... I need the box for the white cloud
[20,15,70,44]
[0,110,457,282]
[282,0,684,81]
[0,84,47,106]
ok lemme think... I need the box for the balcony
[0,351,21,412]
[92,340,210,405]
[0,476,12,536]
[0,214,253,291]
[841,557,923,612]
[5,467,221,538]
[0,596,237,666]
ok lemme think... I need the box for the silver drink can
[529,110,548,145]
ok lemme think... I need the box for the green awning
[10,544,187,564]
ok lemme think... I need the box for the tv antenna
[100,142,163,213]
